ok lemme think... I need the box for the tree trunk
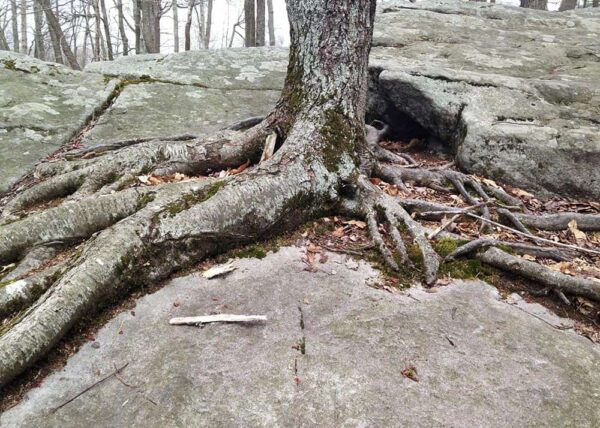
[99,0,113,60]
[115,0,129,55]
[204,0,212,49]
[198,0,206,48]
[83,0,93,65]
[172,0,179,52]
[184,0,194,51]
[10,0,19,52]
[46,2,65,64]
[244,0,255,47]
[40,0,81,69]
[256,0,265,46]
[0,28,9,51]
[520,0,548,9]
[140,0,161,53]
[133,0,142,53]
[33,0,45,60]
[91,0,102,60]
[559,0,577,10]
[267,0,275,46]
[19,0,27,53]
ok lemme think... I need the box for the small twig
[169,314,268,325]
[428,202,487,239]
[50,362,129,414]
[464,212,600,256]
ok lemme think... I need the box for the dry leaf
[344,220,367,229]
[567,219,587,243]
[332,227,345,238]
[513,188,535,198]
[229,160,251,175]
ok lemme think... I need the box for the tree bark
[256,0,265,46]
[172,0,179,52]
[204,0,212,49]
[99,0,113,60]
[244,0,255,47]
[140,0,161,53]
[267,0,275,46]
[19,0,27,53]
[10,0,19,52]
[115,0,129,55]
[33,0,45,60]
[133,0,142,53]
[520,0,548,10]
[184,0,195,51]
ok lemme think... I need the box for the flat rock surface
[82,83,281,146]
[0,52,117,193]
[371,0,600,198]
[2,246,598,427]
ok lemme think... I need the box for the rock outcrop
[1,0,599,199]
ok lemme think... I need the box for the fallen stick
[169,314,268,325]
[50,362,129,414]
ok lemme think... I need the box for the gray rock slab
[370,0,600,198]
[0,52,118,193]
[82,83,281,146]
[2,246,598,427]
[84,48,289,90]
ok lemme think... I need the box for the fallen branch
[169,314,268,325]
[477,248,600,302]
[50,362,129,414]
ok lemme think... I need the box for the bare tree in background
[255,0,265,46]
[40,0,80,68]
[244,0,255,47]
[520,0,548,9]
[184,0,194,50]
[19,0,26,53]
[10,0,18,51]
[267,0,274,46]
[133,0,142,53]
[140,0,162,53]
[99,0,113,59]
[32,0,44,59]
[115,0,129,55]
[172,0,179,52]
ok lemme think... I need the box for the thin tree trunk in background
[19,0,27,53]
[99,0,113,60]
[40,0,80,69]
[204,0,212,49]
[133,0,142,53]
[593,0,599,7]
[47,5,64,63]
[198,0,205,48]
[33,0,45,60]
[172,0,179,52]
[83,0,92,65]
[244,0,255,47]
[267,0,275,46]
[91,0,102,60]
[10,0,19,52]
[116,0,129,55]
[184,0,194,50]
[0,28,9,50]
[256,0,265,46]
[559,0,577,10]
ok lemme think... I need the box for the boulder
[0,52,117,193]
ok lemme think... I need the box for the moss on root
[164,181,225,217]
